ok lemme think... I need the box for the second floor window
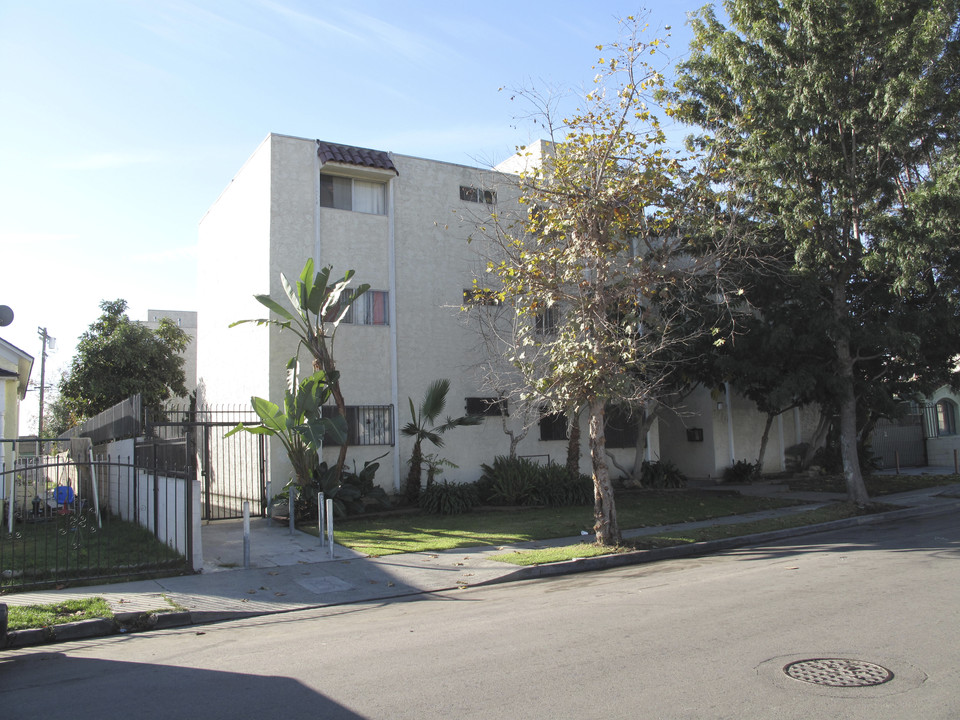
[320,174,386,215]
[460,185,496,204]
[328,290,389,326]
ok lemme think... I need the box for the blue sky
[0,0,711,433]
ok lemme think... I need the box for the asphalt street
[1,509,957,719]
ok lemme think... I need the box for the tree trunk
[833,282,870,505]
[330,383,349,484]
[508,434,520,460]
[756,411,777,474]
[312,343,348,484]
[404,441,423,503]
[801,411,831,470]
[588,398,620,545]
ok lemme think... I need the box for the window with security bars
[322,405,394,445]
[604,405,640,448]
[465,397,508,417]
[539,411,568,441]
[535,305,559,334]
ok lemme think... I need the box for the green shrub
[722,459,759,484]
[278,455,392,520]
[527,465,593,506]
[479,456,592,507]
[479,456,543,505]
[419,480,479,515]
[640,460,687,489]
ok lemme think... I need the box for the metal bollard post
[242,501,250,569]
[288,491,295,535]
[318,492,325,547]
[326,498,335,559]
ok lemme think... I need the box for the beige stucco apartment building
[198,134,643,493]
[198,133,831,494]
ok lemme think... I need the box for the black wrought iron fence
[0,453,193,593]
[145,404,267,521]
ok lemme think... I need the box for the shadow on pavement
[0,651,368,720]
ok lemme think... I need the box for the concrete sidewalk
[3,478,959,649]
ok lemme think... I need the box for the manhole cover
[784,658,894,687]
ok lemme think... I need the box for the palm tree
[402,379,481,502]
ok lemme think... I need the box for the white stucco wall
[658,384,820,480]
[197,136,274,407]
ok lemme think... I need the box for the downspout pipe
[387,169,401,493]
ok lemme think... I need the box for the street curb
[1,611,195,649]
[2,618,116,649]
[2,498,958,650]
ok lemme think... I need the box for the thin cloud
[256,0,364,43]
[257,1,448,65]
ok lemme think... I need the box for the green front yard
[1,511,188,590]
[327,491,803,557]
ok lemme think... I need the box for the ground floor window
[322,405,394,445]
[539,411,568,441]
[936,398,956,436]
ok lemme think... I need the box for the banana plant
[231,259,368,483]
[226,359,347,487]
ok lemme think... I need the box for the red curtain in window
[370,291,387,325]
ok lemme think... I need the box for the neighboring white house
[0,336,34,466]
[198,134,830,494]
[922,386,960,467]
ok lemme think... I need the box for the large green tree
[675,0,960,503]
[56,299,189,423]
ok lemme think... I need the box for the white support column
[777,412,785,471]
[725,384,736,464]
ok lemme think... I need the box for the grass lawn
[0,511,187,590]
[5,597,113,631]
[323,491,803,557]
[491,502,881,565]
[786,472,959,494]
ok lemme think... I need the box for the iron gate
[870,408,928,469]
[141,405,267,521]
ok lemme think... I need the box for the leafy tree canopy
[674,0,960,503]
[56,299,189,424]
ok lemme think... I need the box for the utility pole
[37,327,54,440]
